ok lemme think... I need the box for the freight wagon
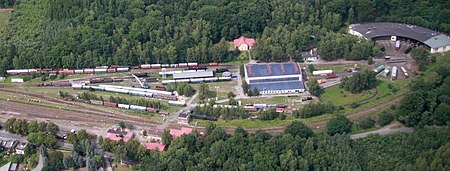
[129,105,147,111]
[400,67,409,78]
[391,66,398,81]
[103,102,118,107]
[90,100,103,105]
[373,65,385,73]
[191,114,218,121]
[395,40,401,50]
[312,70,333,76]
[383,66,390,77]
[168,100,186,106]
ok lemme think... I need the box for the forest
[137,123,450,170]
[1,0,449,73]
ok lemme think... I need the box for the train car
[267,104,277,108]
[325,73,337,79]
[178,63,188,68]
[150,64,161,69]
[128,91,153,97]
[204,77,218,82]
[162,80,176,85]
[254,104,267,109]
[187,63,198,67]
[104,87,130,94]
[312,70,333,76]
[215,68,229,73]
[60,69,74,75]
[118,104,130,109]
[373,65,385,73]
[218,77,232,81]
[146,77,158,82]
[129,105,147,111]
[190,78,204,83]
[116,67,129,72]
[400,67,409,78]
[161,64,170,68]
[96,66,109,69]
[94,68,107,74]
[383,66,391,77]
[83,69,94,74]
[133,73,148,77]
[191,114,218,121]
[146,107,159,113]
[28,69,38,74]
[103,102,118,107]
[90,100,103,105]
[107,68,117,73]
[244,106,258,112]
[395,40,401,50]
[131,66,140,69]
[52,81,72,87]
[6,69,29,75]
[168,100,186,106]
[74,69,84,74]
[153,93,177,100]
[276,104,287,108]
[170,64,178,68]
[209,62,219,66]
[391,66,398,81]
[141,64,152,69]
[176,79,190,83]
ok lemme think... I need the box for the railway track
[0,88,161,127]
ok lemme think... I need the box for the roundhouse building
[244,63,305,94]
[349,22,450,53]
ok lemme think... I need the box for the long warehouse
[173,71,214,80]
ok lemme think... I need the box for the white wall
[431,45,450,53]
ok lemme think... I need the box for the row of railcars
[79,85,177,100]
[88,100,160,113]
[162,77,232,85]
[5,62,220,76]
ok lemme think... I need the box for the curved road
[350,122,413,139]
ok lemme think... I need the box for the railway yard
[0,44,416,136]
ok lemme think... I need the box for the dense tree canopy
[1,0,449,72]
[396,53,450,127]
[340,69,378,93]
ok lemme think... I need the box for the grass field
[321,86,374,106]
[0,11,11,36]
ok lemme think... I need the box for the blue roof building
[244,63,305,94]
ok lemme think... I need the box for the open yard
[321,86,374,106]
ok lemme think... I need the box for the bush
[378,111,394,126]
[259,109,278,120]
[327,115,352,135]
[350,102,360,108]
[295,102,336,118]
[357,117,376,129]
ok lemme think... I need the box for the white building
[244,63,305,94]
[15,141,28,155]
[349,22,450,54]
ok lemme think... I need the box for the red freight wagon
[103,102,118,107]
[146,107,159,113]
[325,73,337,79]
[178,63,188,68]
[209,62,218,66]
[62,70,75,75]
[107,68,117,73]
[83,69,94,74]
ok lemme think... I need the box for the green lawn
[321,86,374,106]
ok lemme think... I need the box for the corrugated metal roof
[423,35,450,48]
[350,22,449,48]
[247,63,300,77]
[249,81,305,91]
[173,71,213,79]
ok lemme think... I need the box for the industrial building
[173,71,214,80]
[349,22,450,53]
[244,63,305,94]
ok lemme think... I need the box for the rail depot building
[244,63,305,94]
[349,22,450,53]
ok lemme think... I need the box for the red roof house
[234,36,255,51]
[146,142,167,152]
[105,128,134,142]
[169,127,193,138]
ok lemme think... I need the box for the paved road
[159,91,199,129]
[31,153,43,171]
[351,122,413,139]
[0,130,27,141]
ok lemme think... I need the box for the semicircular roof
[350,22,450,48]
